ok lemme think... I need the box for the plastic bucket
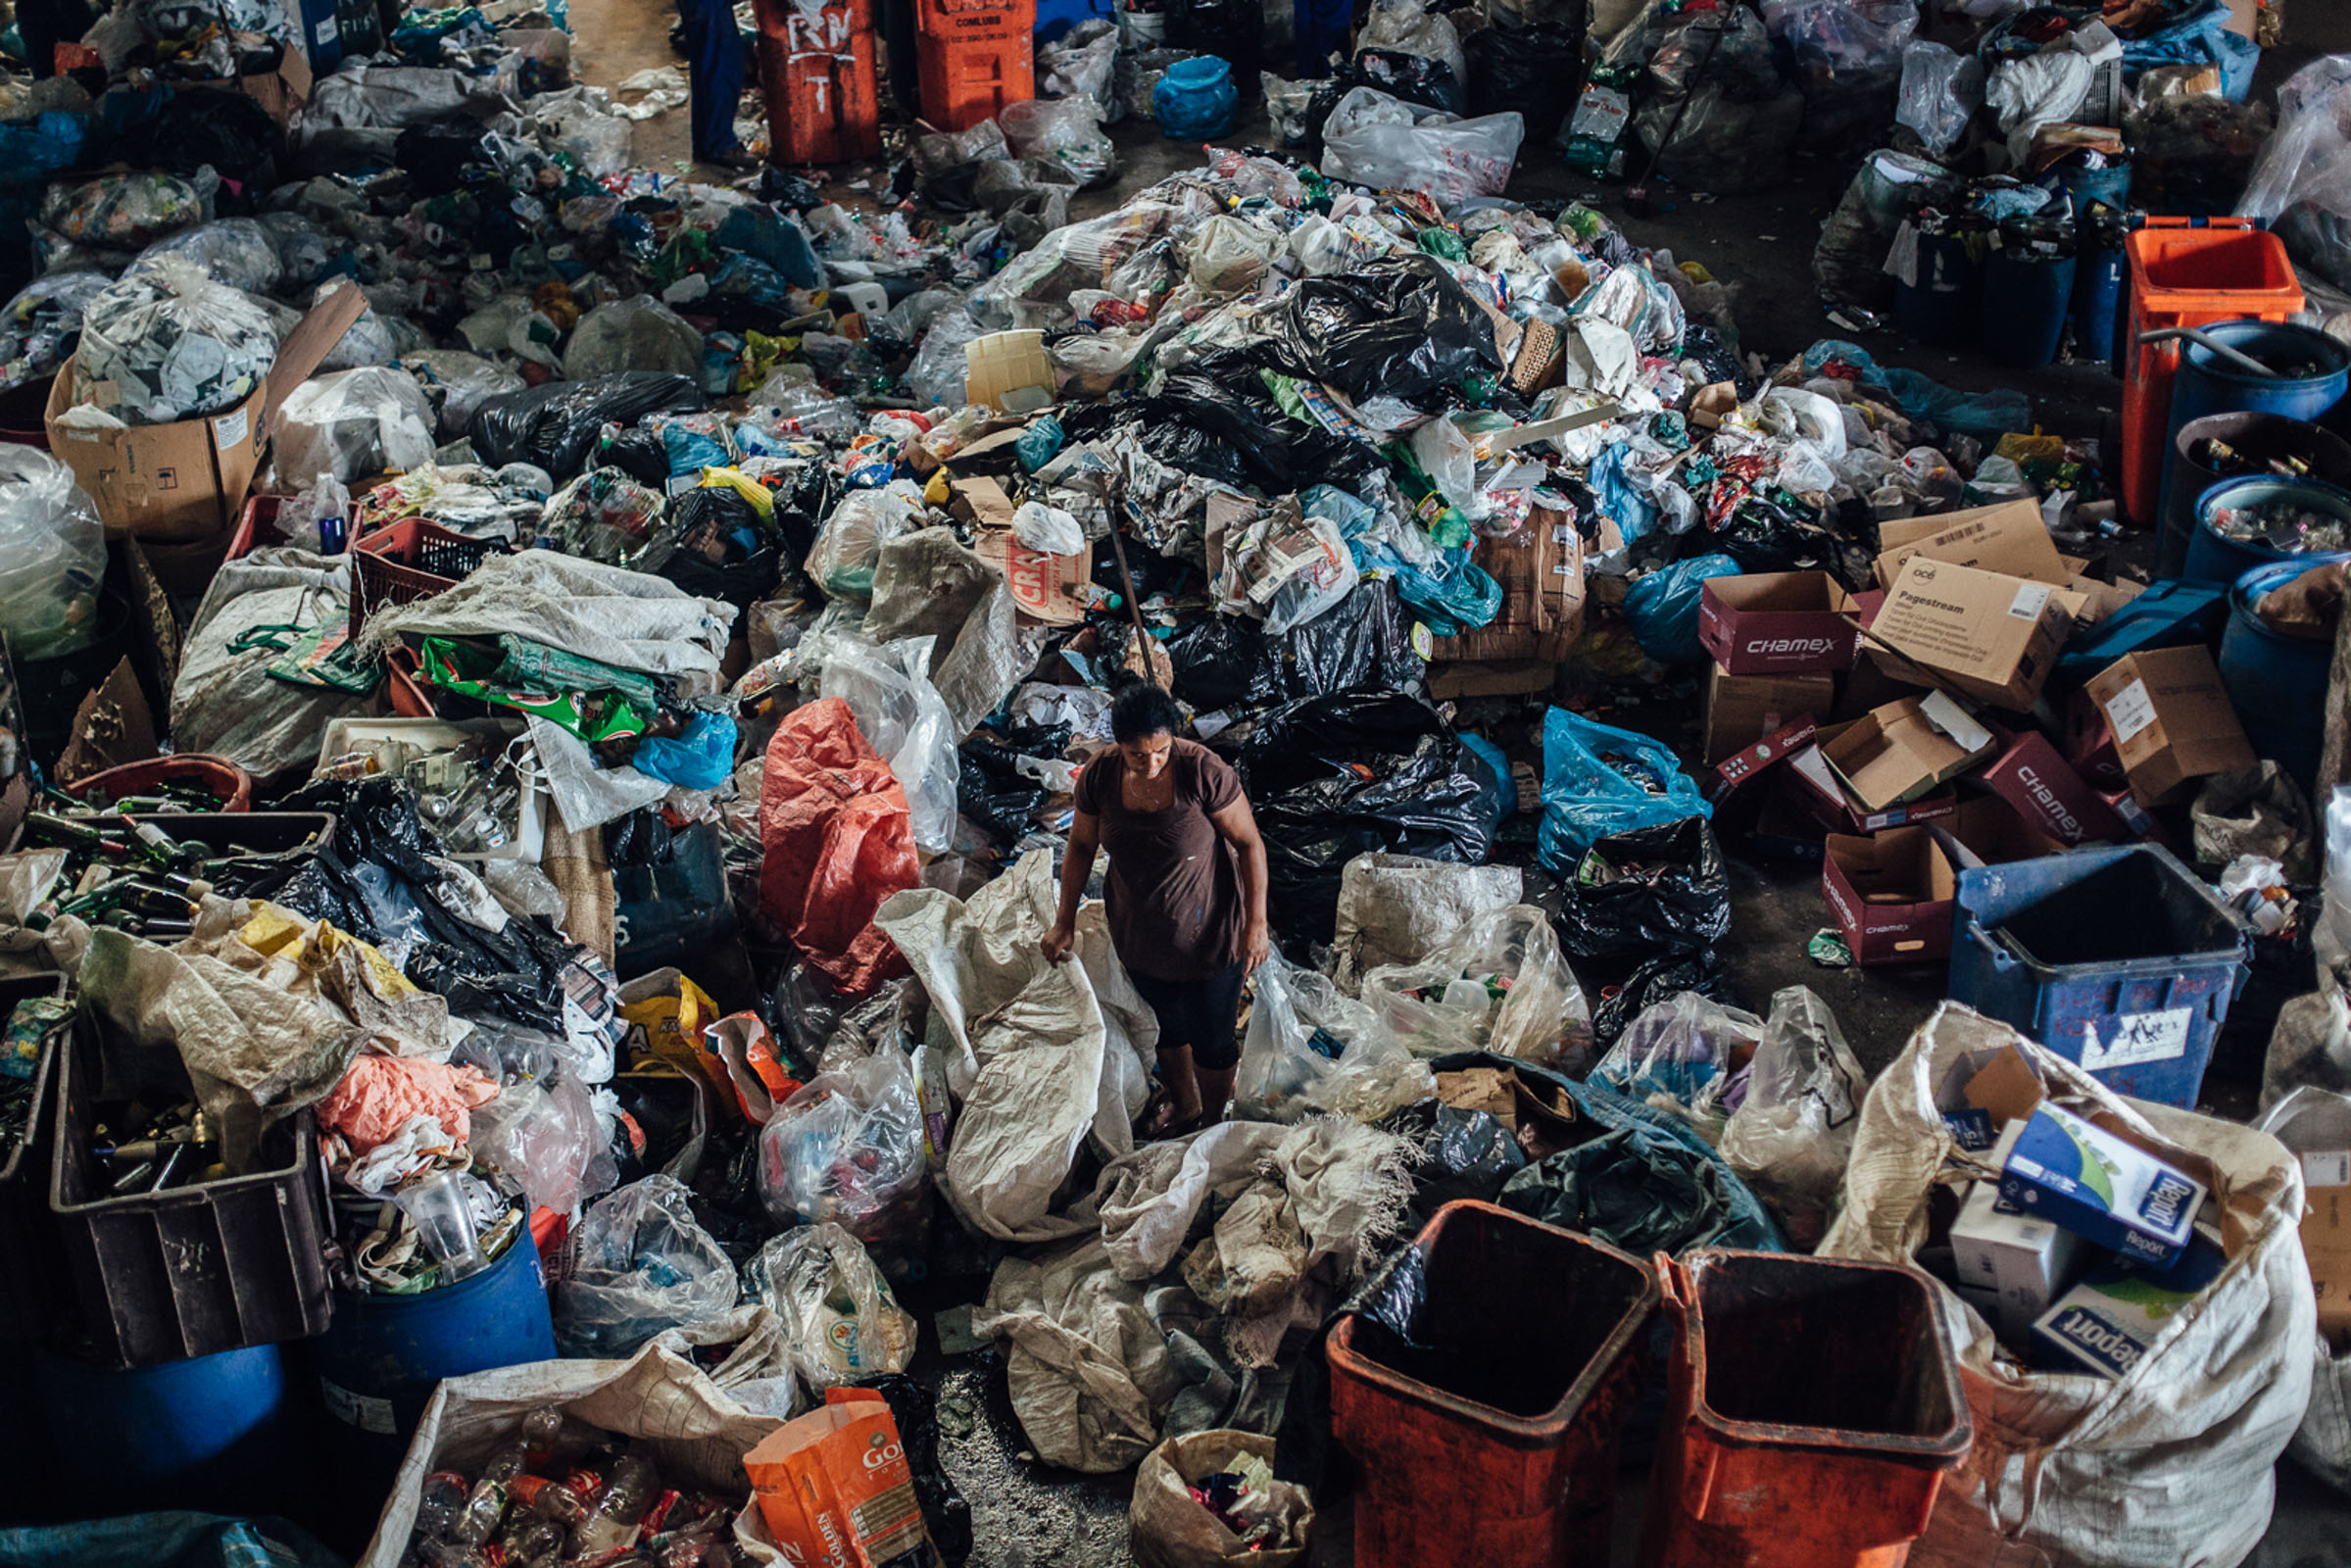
[1893,231,1980,350]
[2160,412,2351,577]
[2186,473,2351,585]
[1639,1250,1971,1568]
[1980,248,2077,369]
[2161,319,2351,523]
[1949,844,2249,1106]
[1330,1200,1658,1568]
[2220,557,2345,795]
[34,1341,304,1519]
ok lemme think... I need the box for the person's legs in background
[1130,962,1247,1132]
[675,0,756,167]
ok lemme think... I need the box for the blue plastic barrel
[1894,231,1979,349]
[1153,55,1237,139]
[2220,557,2348,793]
[2074,230,2126,374]
[315,1226,557,1479]
[1980,248,2078,368]
[2186,473,2351,583]
[299,0,343,72]
[2162,319,2351,524]
[34,1342,301,1519]
[1950,844,2248,1107]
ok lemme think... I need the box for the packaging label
[319,1376,397,1434]
[2008,581,2053,620]
[213,406,250,449]
[2303,1152,2351,1189]
[314,13,337,40]
[2080,1007,2191,1071]
[2103,678,2157,744]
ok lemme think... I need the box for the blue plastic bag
[631,710,737,790]
[2120,0,2258,101]
[1801,339,2033,438]
[1539,707,1710,869]
[1356,541,1504,635]
[1589,442,1657,542]
[1458,731,1514,822]
[1623,554,1740,665]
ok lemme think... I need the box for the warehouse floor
[553,4,2351,1560]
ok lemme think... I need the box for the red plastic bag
[759,697,917,995]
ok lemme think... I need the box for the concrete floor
[559,6,2351,1562]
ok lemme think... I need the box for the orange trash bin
[1327,1200,1658,1568]
[914,0,1034,132]
[754,0,882,165]
[1638,1249,1973,1568]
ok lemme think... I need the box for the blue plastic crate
[1949,844,2248,1107]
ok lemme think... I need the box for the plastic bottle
[479,1439,530,1484]
[502,1517,566,1562]
[448,1480,510,1547]
[530,1479,592,1527]
[569,1453,657,1557]
[414,1472,472,1540]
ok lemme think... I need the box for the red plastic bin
[1638,1250,1973,1568]
[62,755,254,811]
[2120,219,2304,527]
[754,0,883,163]
[348,518,505,642]
[914,0,1033,132]
[226,492,362,562]
[1329,1200,1658,1568]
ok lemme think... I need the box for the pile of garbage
[2,0,2351,1565]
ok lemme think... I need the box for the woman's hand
[1042,920,1077,963]
[1243,919,1271,973]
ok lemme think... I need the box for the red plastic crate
[348,518,505,642]
[226,492,365,562]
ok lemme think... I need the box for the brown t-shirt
[1073,739,1247,982]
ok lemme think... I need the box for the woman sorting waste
[1043,675,1271,1139]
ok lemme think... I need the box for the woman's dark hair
[1108,675,1182,744]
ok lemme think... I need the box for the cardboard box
[1432,507,1585,665]
[1788,733,1960,834]
[45,284,366,545]
[1990,1102,2207,1267]
[1967,728,2124,847]
[1704,663,1836,766]
[1689,381,1739,429]
[1935,1039,2041,1152]
[1874,500,2071,590]
[1935,795,2070,870]
[1951,1181,2091,1342]
[1697,571,1861,674]
[2031,1233,2229,1381]
[2062,686,2127,787]
[1867,557,2076,710]
[1428,660,1555,699]
[193,46,314,125]
[964,329,1054,414]
[2084,645,2257,808]
[972,524,1093,625]
[1823,824,1957,964]
[1821,693,1997,812]
[2307,1182,2351,1351]
[1709,712,1818,803]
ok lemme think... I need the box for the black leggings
[1128,960,1247,1072]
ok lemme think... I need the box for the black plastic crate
[49,983,333,1368]
[0,971,74,1342]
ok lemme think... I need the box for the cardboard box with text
[2084,645,2256,808]
[1697,570,1861,674]
[1868,557,2075,710]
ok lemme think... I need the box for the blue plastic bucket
[2186,473,2351,583]
[34,1342,301,1518]
[2161,318,2351,521]
[1894,231,1980,349]
[1950,844,2248,1107]
[315,1226,557,1478]
[1980,248,2078,369]
[2220,557,2349,793]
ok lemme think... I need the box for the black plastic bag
[956,739,1050,843]
[395,119,488,198]
[1464,24,1581,139]
[1165,580,1425,712]
[1350,46,1460,114]
[851,1374,974,1566]
[659,485,780,611]
[122,88,284,202]
[1275,257,1505,404]
[1714,492,1877,590]
[1221,689,1503,945]
[1553,815,1731,962]
[1377,1101,1529,1230]
[612,819,734,982]
[1170,0,1261,75]
[1140,352,1384,495]
[1498,1122,1744,1253]
[1589,949,1737,1050]
[469,372,707,479]
[595,422,673,487]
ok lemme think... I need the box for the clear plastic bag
[807,481,923,600]
[0,272,110,394]
[742,1222,918,1393]
[565,295,706,380]
[1716,987,1865,1247]
[906,309,985,408]
[1319,87,1524,207]
[400,349,527,441]
[272,366,439,484]
[819,633,959,857]
[1358,905,1588,1069]
[1762,0,1917,146]
[1592,990,1763,1142]
[130,216,282,295]
[1356,0,1466,93]
[554,1173,738,1358]
[1182,214,1283,294]
[1234,956,1395,1123]
[1896,40,1983,157]
[1041,20,1119,114]
[73,256,278,425]
[1001,95,1117,187]
[39,169,207,252]
[0,445,103,660]
[757,1049,929,1255]
[468,1069,600,1218]
[541,466,672,569]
